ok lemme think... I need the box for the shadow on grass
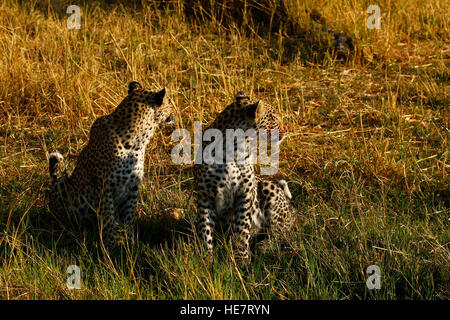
[24,0,357,65]
[0,193,196,270]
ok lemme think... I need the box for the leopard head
[210,92,285,140]
[127,81,173,124]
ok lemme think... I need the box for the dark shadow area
[0,173,197,276]
[183,1,357,64]
[22,0,359,64]
[136,212,195,249]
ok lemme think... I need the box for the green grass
[0,0,448,299]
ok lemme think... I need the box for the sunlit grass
[0,0,448,299]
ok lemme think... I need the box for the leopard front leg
[233,192,260,263]
[197,198,217,259]
[98,188,119,250]
[116,191,139,245]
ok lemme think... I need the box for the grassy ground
[0,0,448,299]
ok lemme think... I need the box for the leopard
[48,81,174,249]
[253,178,295,239]
[194,91,285,262]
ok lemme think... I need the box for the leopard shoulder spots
[195,91,285,262]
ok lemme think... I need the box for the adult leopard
[48,81,174,248]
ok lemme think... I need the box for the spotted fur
[195,91,284,262]
[48,81,173,248]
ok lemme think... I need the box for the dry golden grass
[0,0,448,299]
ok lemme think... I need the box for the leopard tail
[278,180,292,199]
[49,152,64,185]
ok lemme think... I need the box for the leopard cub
[253,178,295,239]
[195,91,284,261]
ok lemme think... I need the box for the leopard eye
[165,114,175,123]
[154,88,166,105]
[128,81,142,94]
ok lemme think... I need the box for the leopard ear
[128,81,142,94]
[154,87,167,105]
[255,101,267,120]
[235,91,250,103]
[247,100,263,118]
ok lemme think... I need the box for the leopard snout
[165,114,175,124]
[161,114,176,136]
